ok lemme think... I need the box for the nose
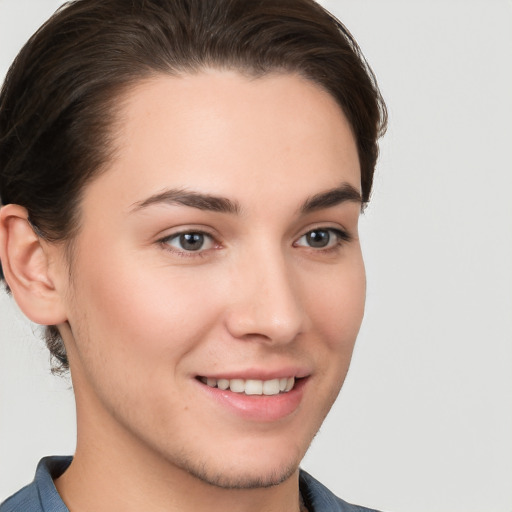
[224,247,306,345]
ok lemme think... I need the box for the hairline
[61,65,361,247]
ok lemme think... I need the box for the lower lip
[196,378,308,422]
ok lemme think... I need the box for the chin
[163,437,305,490]
[181,458,300,490]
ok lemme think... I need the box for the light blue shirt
[1,457,381,512]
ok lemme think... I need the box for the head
[0,0,386,493]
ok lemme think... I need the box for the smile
[199,376,295,395]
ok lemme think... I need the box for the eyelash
[158,227,351,258]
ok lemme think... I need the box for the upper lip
[196,367,311,381]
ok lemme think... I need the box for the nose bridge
[226,240,305,344]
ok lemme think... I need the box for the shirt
[0,457,381,512]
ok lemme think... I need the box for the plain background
[0,1,511,511]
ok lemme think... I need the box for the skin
[1,70,365,512]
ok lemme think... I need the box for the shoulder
[0,457,72,512]
[0,481,41,512]
[299,470,384,512]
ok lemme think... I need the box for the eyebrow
[300,183,362,213]
[130,182,362,216]
[130,188,241,214]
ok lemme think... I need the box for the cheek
[304,257,366,410]
[68,252,223,373]
[305,256,366,351]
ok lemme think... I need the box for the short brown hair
[0,0,387,373]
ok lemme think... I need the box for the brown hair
[0,0,387,373]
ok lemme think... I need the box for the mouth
[197,376,297,396]
[196,373,309,421]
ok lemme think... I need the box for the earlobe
[0,204,68,325]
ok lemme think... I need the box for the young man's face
[56,70,365,488]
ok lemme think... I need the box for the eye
[295,228,349,249]
[162,231,215,252]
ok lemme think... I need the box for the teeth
[262,379,280,395]
[217,378,229,390]
[201,376,296,395]
[245,379,263,395]
[284,377,294,392]
[229,379,245,393]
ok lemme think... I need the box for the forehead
[84,70,360,214]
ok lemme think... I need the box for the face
[55,70,365,489]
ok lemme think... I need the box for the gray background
[1,1,511,511]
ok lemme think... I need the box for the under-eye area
[197,376,303,396]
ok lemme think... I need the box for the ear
[0,204,68,325]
